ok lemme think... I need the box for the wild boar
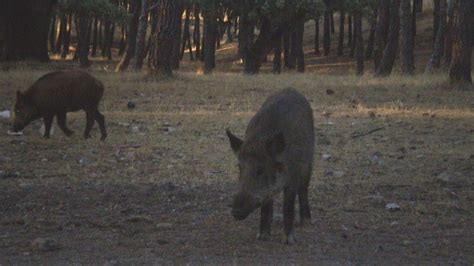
[12,71,107,140]
[226,88,314,244]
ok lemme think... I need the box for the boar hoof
[257,232,271,241]
[283,232,296,245]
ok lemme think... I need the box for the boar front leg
[43,114,54,138]
[283,187,297,245]
[84,110,95,139]
[257,199,273,241]
[57,112,74,136]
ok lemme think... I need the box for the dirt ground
[0,65,473,264]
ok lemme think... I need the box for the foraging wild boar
[11,71,107,140]
[226,88,314,244]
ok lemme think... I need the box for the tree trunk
[146,0,159,56]
[55,14,66,54]
[133,0,149,70]
[314,17,321,55]
[91,17,99,56]
[118,24,126,56]
[347,15,352,47]
[426,0,447,73]
[350,17,356,58]
[116,0,140,71]
[323,10,331,56]
[203,7,217,74]
[193,4,201,60]
[61,14,72,59]
[172,6,183,70]
[149,0,180,75]
[295,21,305,73]
[49,15,57,52]
[0,0,54,62]
[288,30,297,69]
[337,10,345,56]
[433,0,441,49]
[76,14,91,67]
[415,0,423,12]
[330,11,335,34]
[375,0,401,77]
[373,0,391,70]
[400,0,415,75]
[449,0,473,89]
[354,11,364,76]
[444,0,455,65]
[365,10,377,59]
[272,36,282,74]
[238,13,254,60]
[283,31,291,67]
[180,7,193,60]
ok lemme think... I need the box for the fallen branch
[351,127,385,139]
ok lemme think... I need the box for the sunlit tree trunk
[374,0,390,70]
[117,0,141,71]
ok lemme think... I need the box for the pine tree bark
[289,30,297,69]
[61,14,72,59]
[375,0,401,77]
[295,20,305,73]
[193,4,201,60]
[272,36,282,74]
[347,15,352,48]
[203,6,217,74]
[133,0,149,70]
[365,10,377,59]
[400,0,415,75]
[76,14,91,67]
[330,11,335,34]
[337,10,345,56]
[373,0,391,70]
[444,0,455,65]
[314,17,321,55]
[426,0,447,73]
[448,0,473,89]
[171,6,183,70]
[117,0,141,71]
[180,7,193,60]
[49,15,57,52]
[433,0,441,49]
[238,13,254,60]
[350,18,356,58]
[323,10,331,56]
[354,11,364,76]
[283,31,291,67]
[91,17,99,56]
[149,0,180,75]
[0,0,55,62]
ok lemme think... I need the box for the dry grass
[0,67,473,264]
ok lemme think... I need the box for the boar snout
[231,191,260,221]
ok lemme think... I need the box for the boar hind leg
[298,181,312,226]
[257,199,273,241]
[283,187,297,245]
[57,112,74,136]
[84,111,95,139]
[43,114,54,138]
[93,110,107,140]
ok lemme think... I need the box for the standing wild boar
[226,88,314,244]
[11,71,107,140]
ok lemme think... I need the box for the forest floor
[1,3,474,264]
[1,68,473,264]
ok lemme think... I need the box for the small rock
[31,238,61,252]
[322,153,332,161]
[0,110,11,119]
[127,101,136,109]
[437,172,451,182]
[326,89,334,95]
[41,158,48,162]
[131,126,140,133]
[125,152,135,161]
[117,122,130,127]
[333,170,345,178]
[390,221,399,227]
[156,223,173,230]
[322,111,331,117]
[161,126,176,133]
[78,157,89,166]
[385,203,401,211]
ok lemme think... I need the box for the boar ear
[266,132,285,156]
[226,129,243,153]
